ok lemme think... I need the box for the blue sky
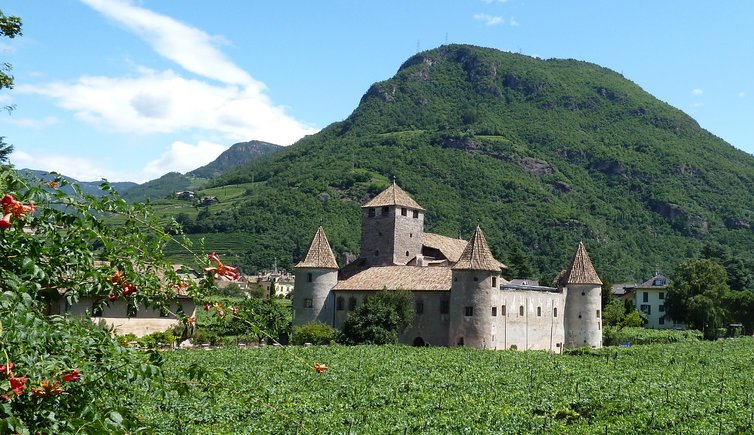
[1,0,753,182]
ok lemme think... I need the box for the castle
[292,183,603,350]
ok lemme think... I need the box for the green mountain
[177,44,754,281]
[121,172,203,203]
[19,169,138,196]
[188,140,281,178]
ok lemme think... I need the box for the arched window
[553,307,558,317]
[537,306,542,317]
[336,296,344,311]
[519,305,524,316]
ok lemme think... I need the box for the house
[292,183,604,350]
[631,273,677,329]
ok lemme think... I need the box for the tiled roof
[295,227,339,269]
[562,242,602,285]
[636,274,668,289]
[362,183,425,210]
[452,226,505,272]
[333,265,451,291]
[422,232,468,263]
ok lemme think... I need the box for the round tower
[562,242,603,349]
[448,227,504,348]
[292,227,339,326]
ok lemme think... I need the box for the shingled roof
[295,227,339,269]
[362,182,424,210]
[452,226,505,272]
[422,232,468,263]
[333,265,451,291]
[562,242,602,285]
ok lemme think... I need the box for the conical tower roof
[452,226,505,272]
[295,226,339,269]
[362,182,424,210]
[562,242,602,285]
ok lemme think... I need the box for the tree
[601,278,615,309]
[665,259,730,338]
[503,244,535,280]
[339,290,414,345]
[0,10,22,161]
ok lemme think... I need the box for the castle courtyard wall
[494,290,565,351]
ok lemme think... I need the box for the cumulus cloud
[691,88,704,96]
[81,0,255,86]
[10,150,127,182]
[142,140,227,178]
[18,69,317,145]
[473,13,504,26]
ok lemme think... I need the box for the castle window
[304,298,313,308]
[92,302,103,318]
[348,297,357,311]
[410,233,413,238]
[519,305,524,316]
[553,307,558,317]
[440,300,449,314]
[464,306,473,317]
[368,208,375,217]
[659,292,665,300]
[413,210,419,219]
[537,307,542,317]
[406,251,409,257]
[501,305,506,316]
[596,309,600,318]
[643,292,648,303]
[336,297,344,311]
[491,306,497,317]
[401,207,407,216]
[381,206,390,215]
[415,301,424,315]
[307,273,312,283]
[492,277,497,288]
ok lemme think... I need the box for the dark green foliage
[339,290,414,345]
[665,259,729,337]
[291,322,337,345]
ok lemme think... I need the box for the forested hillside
[177,44,754,281]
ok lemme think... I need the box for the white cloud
[81,0,255,86]
[143,140,227,178]
[3,116,60,129]
[10,150,127,182]
[18,68,318,145]
[691,88,704,96]
[473,13,504,26]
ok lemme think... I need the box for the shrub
[291,322,337,345]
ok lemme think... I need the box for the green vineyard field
[136,339,754,434]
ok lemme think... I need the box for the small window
[381,206,389,215]
[440,300,450,314]
[654,279,666,286]
[659,316,665,325]
[553,307,558,317]
[307,273,313,283]
[492,277,497,288]
[640,304,651,315]
[491,306,497,317]
[401,207,407,216]
[336,296,344,311]
[368,208,376,217]
[643,292,649,303]
[537,307,542,317]
[304,298,313,308]
[406,251,409,257]
[596,309,600,318]
[348,297,357,311]
[519,305,524,316]
[464,306,474,317]
[659,292,665,300]
[415,301,424,315]
[413,210,419,219]
[501,305,506,316]
[659,304,665,312]
[92,303,103,318]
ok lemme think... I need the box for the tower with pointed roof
[562,242,603,348]
[292,226,339,326]
[360,182,425,266]
[448,226,505,348]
